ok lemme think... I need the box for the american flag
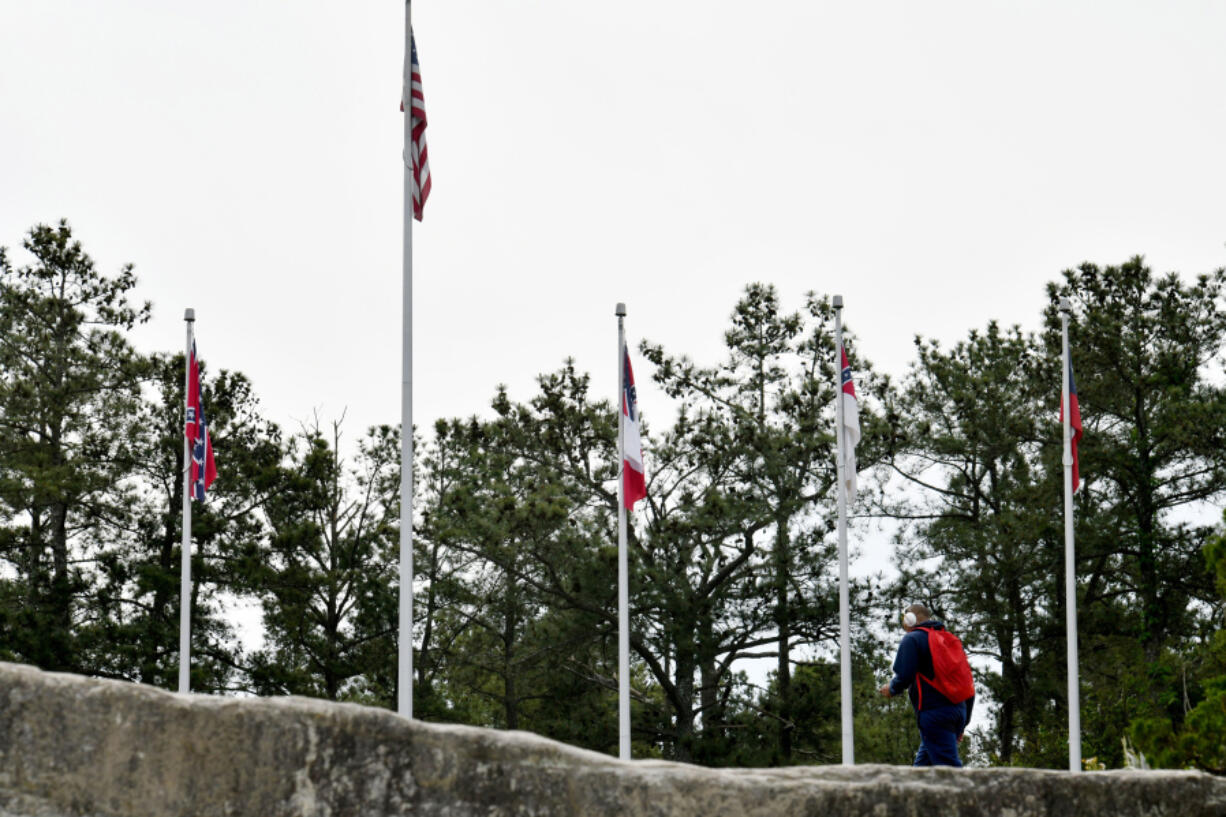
[185,340,217,501]
[402,28,431,221]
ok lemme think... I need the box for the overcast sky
[4,0,1225,473]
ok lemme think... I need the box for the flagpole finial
[832,295,844,310]
[615,302,626,317]
[184,308,195,322]
[1058,296,1071,314]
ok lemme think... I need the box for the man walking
[879,604,975,767]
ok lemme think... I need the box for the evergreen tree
[1044,260,1226,653]
[411,420,480,721]
[422,370,626,749]
[643,285,884,762]
[239,418,399,702]
[1043,260,1226,765]
[889,260,1226,769]
[425,413,598,731]
[887,322,1064,765]
[86,353,284,692]
[1128,510,1226,772]
[0,221,149,674]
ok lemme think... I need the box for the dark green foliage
[1044,260,1226,659]
[84,353,281,692]
[1045,261,1226,768]
[0,221,150,674]
[411,289,879,763]
[640,285,887,763]
[889,258,1226,771]
[4,222,1226,773]
[239,419,399,702]
[887,322,1064,765]
[417,404,619,739]
[1127,512,1226,772]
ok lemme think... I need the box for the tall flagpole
[616,302,630,761]
[398,0,415,718]
[833,295,854,765]
[178,308,195,694]
[1059,297,1081,771]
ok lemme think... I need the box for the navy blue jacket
[888,621,975,727]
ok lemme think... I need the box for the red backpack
[917,628,975,708]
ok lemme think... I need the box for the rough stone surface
[0,663,1223,816]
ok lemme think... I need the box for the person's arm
[963,694,975,730]
[887,634,918,697]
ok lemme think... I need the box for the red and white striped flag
[840,344,860,503]
[622,344,647,510]
[402,28,431,220]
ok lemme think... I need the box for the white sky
[4,1,1225,484]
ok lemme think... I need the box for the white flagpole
[398,0,415,718]
[178,308,195,694]
[1059,297,1081,771]
[616,302,630,761]
[833,295,854,765]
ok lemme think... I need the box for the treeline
[2,221,1225,772]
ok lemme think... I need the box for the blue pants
[913,703,966,767]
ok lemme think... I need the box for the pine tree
[240,418,399,702]
[643,285,882,762]
[886,321,1061,764]
[88,353,283,691]
[0,221,149,674]
[1043,259,1226,765]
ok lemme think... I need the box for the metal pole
[833,295,854,765]
[178,308,195,694]
[1060,297,1081,771]
[398,0,415,718]
[616,302,630,760]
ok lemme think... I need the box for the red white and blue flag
[622,344,646,510]
[1060,358,1083,492]
[840,344,861,503]
[402,27,431,221]
[185,341,217,501]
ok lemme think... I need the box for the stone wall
[0,662,1222,816]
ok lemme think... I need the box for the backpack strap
[912,625,938,710]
